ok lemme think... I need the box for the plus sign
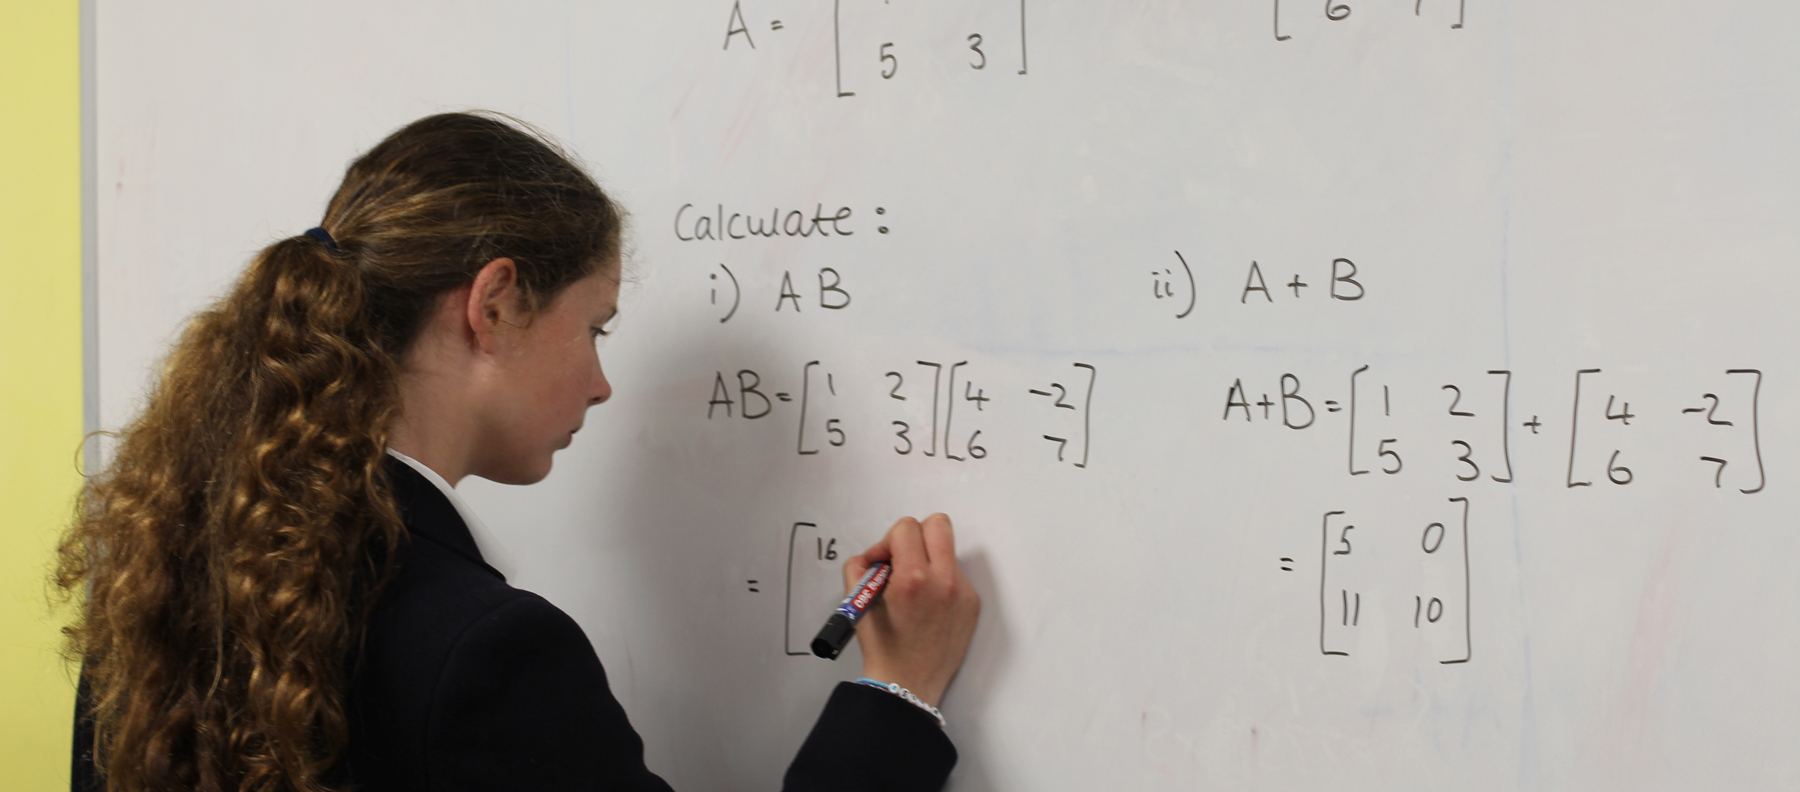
[1257,394,1275,420]
[1288,274,1308,298]
[1523,415,1542,434]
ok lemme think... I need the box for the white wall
[98,2,1800,788]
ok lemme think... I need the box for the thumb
[843,551,871,592]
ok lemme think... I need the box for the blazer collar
[383,455,506,582]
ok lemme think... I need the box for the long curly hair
[56,112,623,792]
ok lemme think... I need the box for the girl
[60,112,981,792]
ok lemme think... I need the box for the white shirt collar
[385,448,513,579]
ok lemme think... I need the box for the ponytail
[62,232,403,791]
[58,112,622,792]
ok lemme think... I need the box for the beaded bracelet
[855,678,946,728]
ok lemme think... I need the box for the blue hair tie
[304,227,341,254]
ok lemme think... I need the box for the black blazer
[74,457,956,791]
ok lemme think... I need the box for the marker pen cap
[811,613,856,659]
[811,562,892,660]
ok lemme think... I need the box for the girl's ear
[465,258,521,353]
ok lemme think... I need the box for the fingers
[858,535,894,566]
[844,515,911,590]
[884,516,928,571]
[846,514,955,591]
[842,553,869,590]
[919,513,956,567]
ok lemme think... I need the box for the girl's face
[473,266,619,485]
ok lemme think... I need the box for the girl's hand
[843,513,981,708]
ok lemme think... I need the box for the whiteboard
[95,2,1800,789]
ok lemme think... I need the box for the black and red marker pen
[810,561,891,660]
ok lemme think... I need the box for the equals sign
[1279,558,1294,571]
[770,20,784,30]
[776,393,793,402]
[1325,400,1341,413]
[747,580,760,592]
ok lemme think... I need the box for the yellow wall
[0,1,83,789]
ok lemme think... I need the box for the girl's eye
[592,312,621,340]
